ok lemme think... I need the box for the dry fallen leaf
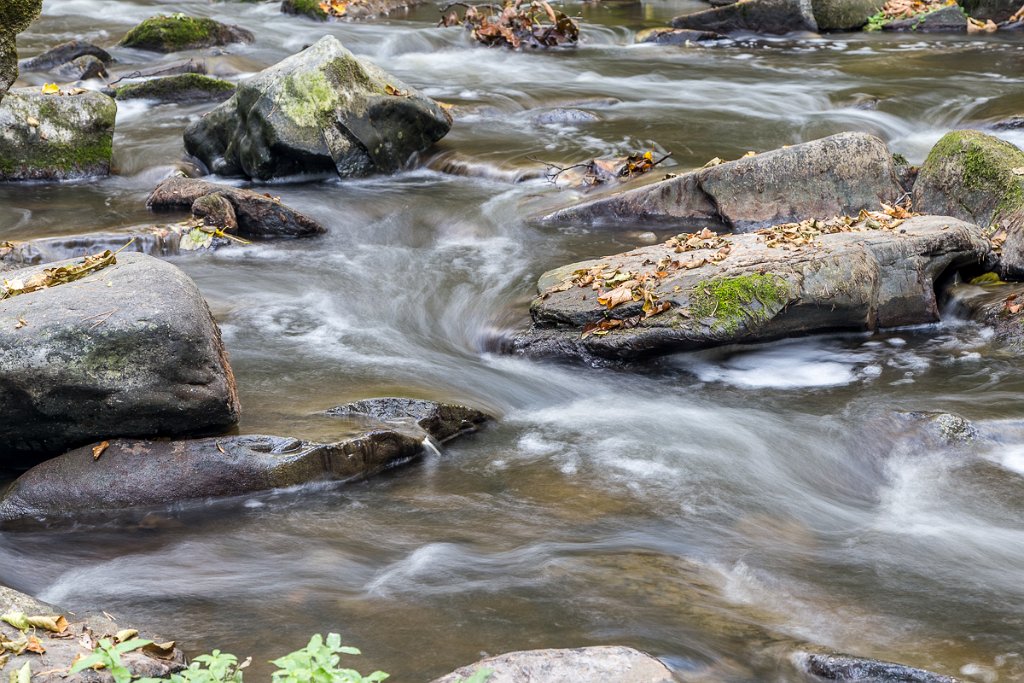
[92,441,109,461]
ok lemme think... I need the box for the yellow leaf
[92,441,109,460]
[41,83,59,95]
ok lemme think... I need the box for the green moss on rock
[281,0,329,20]
[690,273,791,333]
[115,73,235,103]
[119,14,253,53]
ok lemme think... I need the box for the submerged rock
[0,87,116,181]
[511,216,988,361]
[18,39,112,73]
[183,35,452,180]
[544,133,904,232]
[114,73,235,104]
[146,176,326,237]
[882,5,968,31]
[430,647,674,683]
[327,397,493,442]
[529,108,601,125]
[0,0,42,104]
[812,0,885,29]
[0,252,239,465]
[793,651,961,682]
[635,27,727,43]
[913,130,1024,278]
[119,14,254,53]
[53,55,108,81]
[670,0,818,34]
[0,584,186,683]
[0,397,487,522]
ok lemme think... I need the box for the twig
[525,155,592,183]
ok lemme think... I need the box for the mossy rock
[0,87,116,181]
[913,130,1024,227]
[281,0,329,20]
[115,73,236,103]
[811,0,884,29]
[0,0,43,103]
[119,14,255,53]
[690,273,792,333]
[957,0,1020,21]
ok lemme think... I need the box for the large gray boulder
[0,252,239,465]
[544,133,905,232]
[0,584,186,683]
[430,647,674,683]
[0,399,490,522]
[913,130,1024,278]
[511,215,988,361]
[0,87,116,181]
[0,0,43,104]
[812,0,885,29]
[670,0,817,34]
[183,35,452,181]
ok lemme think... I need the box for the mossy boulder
[811,0,884,29]
[511,216,988,361]
[183,35,452,180]
[0,0,43,104]
[670,0,818,34]
[119,14,254,53]
[281,0,426,20]
[115,73,235,103]
[0,253,240,466]
[281,0,329,20]
[0,87,116,181]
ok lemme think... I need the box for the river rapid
[2,1,1024,680]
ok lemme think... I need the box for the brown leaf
[92,441,109,461]
[24,635,45,655]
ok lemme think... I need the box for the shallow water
[3,1,1024,680]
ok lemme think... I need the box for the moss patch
[115,73,235,101]
[926,130,1024,223]
[690,273,791,333]
[277,70,339,128]
[282,0,329,20]
[120,15,224,51]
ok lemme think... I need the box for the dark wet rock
[0,0,42,104]
[913,130,1024,278]
[431,647,674,683]
[812,0,885,29]
[635,27,727,43]
[119,14,254,53]
[0,87,116,181]
[511,216,988,361]
[109,58,208,83]
[530,108,601,125]
[0,429,429,523]
[882,5,968,31]
[992,115,1024,130]
[114,73,235,104]
[793,651,961,682]
[53,55,108,81]
[670,0,818,35]
[544,133,904,232]
[147,176,326,238]
[327,397,493,443]
[958,0,1020,22]
[282,0,425,20]
[948,281,1024,352]
[19,40,112,73]
[893,411,979,447]
[0,584,186,683]
[0,252,239,466]
[183,35,452,181]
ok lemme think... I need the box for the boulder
[430,647,674,683]
[958,0,1020,21]
[119,14,254,53]
[114,73,235,104]
[882,5,968,31]
[0,87,116,181]
[0,398,486,522]
[18,40,112,73]
[183,35,451,180]
[327,397,493,442]
[792,651,961,682]
[510,216,988,361]
[992,115,1024,130]
[0,584,186,683]
[543,133,905,232]
[0,0,42,104]
[812,0,885,29]
[634,27,727,43]
[53,55,108,81]
[281,0,426,20]
[146,176,326,237]
[670,0,818,34]
[913,130,1024,278]
[0,252,239,465]
[947,280,1024,352]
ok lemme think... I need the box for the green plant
[270,633,388,683]
[68,638,153,683]
[138,649,250,683]
[863,10,889,30]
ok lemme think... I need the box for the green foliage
[68,638,153,683]
[863,10,889,30]
[270,634,388,683]
[138,650,250,683]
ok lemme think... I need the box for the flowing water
[3,1,1024,680]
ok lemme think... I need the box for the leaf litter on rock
[439,0,580,49]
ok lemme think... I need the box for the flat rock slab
[883,5,967,31]
[147,176,326,238]
[793,651,961,682]
[431,647,674,683]
[327,397,492,443]
[512,216,988,361]
[0,584,185,683]
[0,252,239,465]
[635,27,727,43]
[543,132,905,232]
[0,87,115,181]
[114,74,235,104]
